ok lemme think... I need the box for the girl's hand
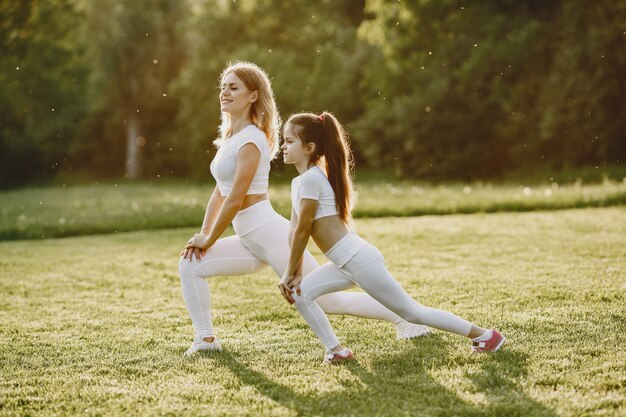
[288,273,303,297]
[278,273,295,304]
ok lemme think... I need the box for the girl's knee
[292,291,314,306]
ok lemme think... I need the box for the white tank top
[210,125,270,196]
[291,166,339,220]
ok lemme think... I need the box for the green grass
[1,208,624,416]
[2,176,625,240]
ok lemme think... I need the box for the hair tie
[319,114,325,123]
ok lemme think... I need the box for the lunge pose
[179,62,429,355]
[278,111,506,364]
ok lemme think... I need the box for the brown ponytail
[286,111,354,223]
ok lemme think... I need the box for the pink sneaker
[472,329,506,352]
[322,348,354,364]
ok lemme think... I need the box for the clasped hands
[278,272,302,305]
[180,233,212,261]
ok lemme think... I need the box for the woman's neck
[229,114,253,137]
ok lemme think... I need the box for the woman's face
[219,72,257,115]
[281,123,309,166]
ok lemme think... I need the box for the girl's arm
[287,207,304,278]
[279,199,318,303]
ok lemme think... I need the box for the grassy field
[1,176,625,240]
[1,208,624,416]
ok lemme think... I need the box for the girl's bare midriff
[310,215,351,254]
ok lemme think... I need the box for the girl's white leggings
[178,200,406,339]
[292,232,474,350]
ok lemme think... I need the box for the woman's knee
[404,304,429,324]
[179,256,201,280]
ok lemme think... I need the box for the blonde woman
[179,62,429,355]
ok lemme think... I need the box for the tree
[0,0,88,186]
[74,0,188,179]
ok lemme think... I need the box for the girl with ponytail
[279,112,506,364]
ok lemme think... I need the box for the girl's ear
[250,90,258,103]
[306,141,316,156]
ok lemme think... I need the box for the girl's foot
[185,335,222,356]
[395,321,431,339]
[323,348,354,365]
[471,329,506,352]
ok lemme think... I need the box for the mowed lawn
[1,208,625,416]
[2,177,625,240]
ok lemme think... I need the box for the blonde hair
[217,61,280,158]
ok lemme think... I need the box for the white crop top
[291,166,339,220]
[209,125,270,196]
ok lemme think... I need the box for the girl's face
[281,123,310,166]
[219,72,257,115]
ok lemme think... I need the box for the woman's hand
[180,233,211,261]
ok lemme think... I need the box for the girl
[278,112,506,364]
[179,62,430,355]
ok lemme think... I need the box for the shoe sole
[184,345,223,356]
[323,352,355,365]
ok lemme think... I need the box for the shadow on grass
[205,335,557,417]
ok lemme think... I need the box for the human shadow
[204,334,558,417]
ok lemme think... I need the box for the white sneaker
[395,321,431,340]
[184,336,222,356]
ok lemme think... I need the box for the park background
[1,1,625,416]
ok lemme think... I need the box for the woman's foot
[471,329,506,352]
[395,321,431,339]
[185,335,222,356]
[323,348,354,365]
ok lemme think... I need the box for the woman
[179,62,429,355]
[278,111,506,364]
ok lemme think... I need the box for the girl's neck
[229,114,253,137]
[295,160,318,176]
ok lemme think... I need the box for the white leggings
[292,232,474,350]
[178,201,406,339]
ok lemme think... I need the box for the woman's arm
[182,186,224,261]
[203,143,261,247]
[201,186,225,234]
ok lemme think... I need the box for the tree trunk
[125,76,141,179]
[125,112,140,179]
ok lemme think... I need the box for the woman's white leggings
[292,232,474,350]
[178,201,406,339]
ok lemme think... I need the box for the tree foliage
[1,0,624,186]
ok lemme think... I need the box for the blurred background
[1,0,625,188]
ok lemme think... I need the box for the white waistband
[232,199,278,236]
[324,231,368,268]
